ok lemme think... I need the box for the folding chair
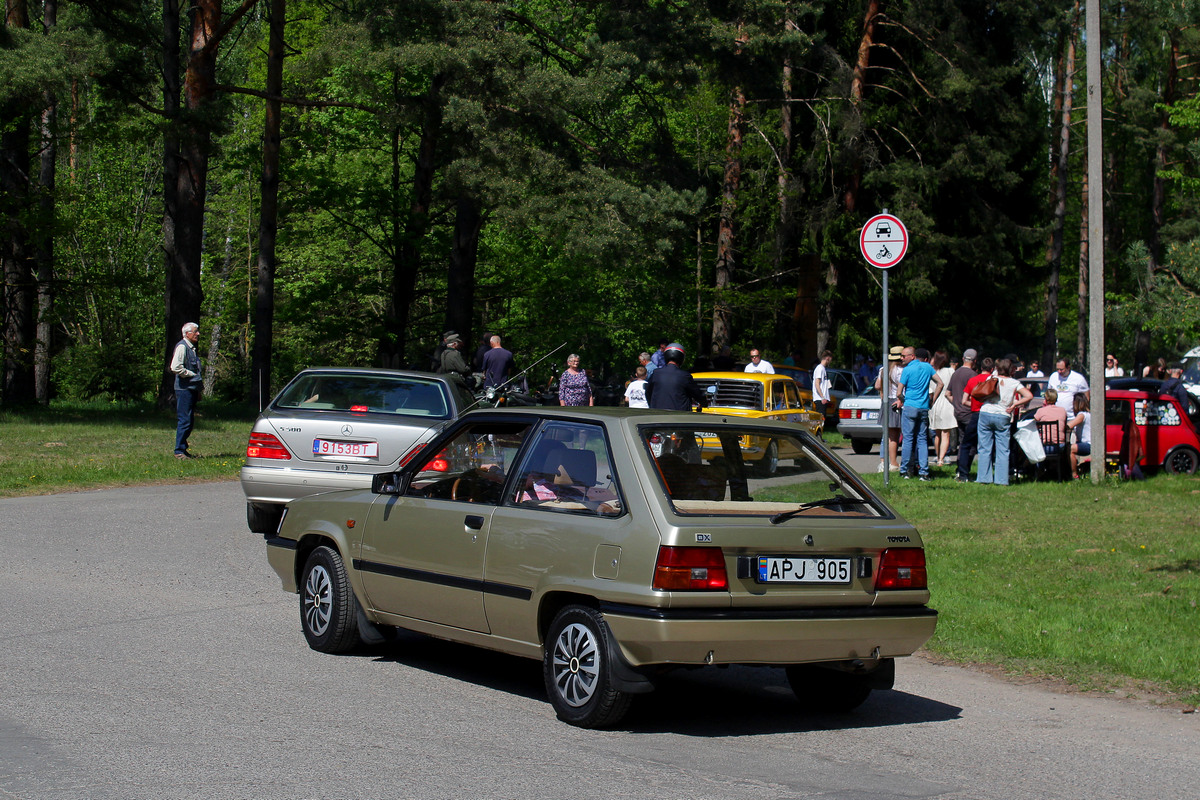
[1036,420,1071,481]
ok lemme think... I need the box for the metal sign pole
[881,267,890,486]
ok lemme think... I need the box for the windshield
[1183,354,1200,386]
[274,373,452,418]
[639,424,884,519]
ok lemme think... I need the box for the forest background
[2,0,1199,409]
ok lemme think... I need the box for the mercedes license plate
[312,439,378,458]
[757,556,851,584]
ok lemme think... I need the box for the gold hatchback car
[693,371,825,475]
[262,407,936,728]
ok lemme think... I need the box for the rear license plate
[757,556,851,584]
[865,411,879,420]
[313,439,378,458]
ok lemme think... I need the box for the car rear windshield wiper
[769,497,866,524]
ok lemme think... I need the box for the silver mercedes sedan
[240,368,468,533]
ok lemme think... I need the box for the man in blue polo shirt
[896,347,944,481]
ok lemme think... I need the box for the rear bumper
[240,464,375,505]
[601,603,937,667]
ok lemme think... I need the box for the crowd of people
[872,347,1097,484]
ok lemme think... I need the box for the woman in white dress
[929,350,957,466]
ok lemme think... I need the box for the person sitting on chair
[1033,388,1069,452]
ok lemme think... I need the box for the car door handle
[464,515,485,530]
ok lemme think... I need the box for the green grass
[864,470,1200,706]
[0,400,255,496]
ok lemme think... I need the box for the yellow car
[693,371,825,475]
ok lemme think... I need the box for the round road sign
[860,213,909,269]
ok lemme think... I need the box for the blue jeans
[976,412,1011,484]
[900,405,930,476]
[175,387,199,455]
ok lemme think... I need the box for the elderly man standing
[170,322,203,459]
[896,347,943,481]
[948,348,979,482]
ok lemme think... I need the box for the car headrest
[546,448,597,487]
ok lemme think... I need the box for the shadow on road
[366,630,962,735]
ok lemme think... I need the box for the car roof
[693,371,791,384]
[292,367,453,383]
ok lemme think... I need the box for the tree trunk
[159,0,182,405]
[252,0,284,408]
[1041,9,1077,370]
[2,0,35,405]
[380,74,443,368]
[776,12,798,358]
[1136,31,1178,369]
[34,0,57,404]
[446,196,482,350]
[712,19,746,358]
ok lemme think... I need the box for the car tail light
[875,548,927,590]
[246,432,291,460]
[839,408,854,419]
[653,546,728,591]
[350,404,369,413]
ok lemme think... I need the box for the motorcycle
[473,382,537,408]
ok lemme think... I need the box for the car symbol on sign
[875,222,891,236]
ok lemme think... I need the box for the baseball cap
[963,348,978,361]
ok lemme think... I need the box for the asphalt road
[2,480,1197,800]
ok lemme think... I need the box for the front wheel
[785,664,873,714]
[300,546,363,654]
[543,606,632,728]
[1164,446,1199,475]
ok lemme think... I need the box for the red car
[1104,388,1200,474]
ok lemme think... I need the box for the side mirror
[372,471,404,495]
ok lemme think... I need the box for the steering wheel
[450,475,476,502]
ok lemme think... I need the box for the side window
[771,382,787,410]
[509,422,623,516]
[1106,399,1129,426]
[783,380,802,410]
[405,422,531,504]
[1146,400,1181,427]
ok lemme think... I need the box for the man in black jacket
[646,343,707,411]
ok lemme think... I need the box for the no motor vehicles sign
[860,213,908,269]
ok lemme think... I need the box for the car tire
[247,502,283,534]
[543,605,632,728]
[785,664,872,713]
[300,545,363,654]
[850,438,873,455]
[754,440,779,477]
[1164,446,1199,475]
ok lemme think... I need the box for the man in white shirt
[1047,358,1089,411]
[1025,361,1044,378]
[744,349,775,374]
[1104,354,1124,377]
[811,350,833,440]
